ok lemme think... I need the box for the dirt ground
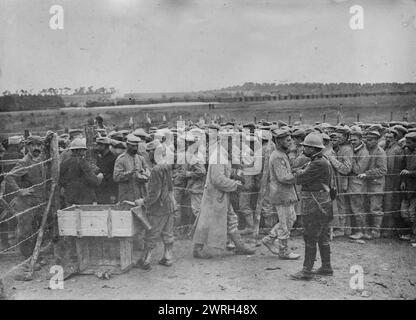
[1,235,415,300]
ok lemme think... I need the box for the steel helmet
[301,133,325,149]
[69,137,87,150]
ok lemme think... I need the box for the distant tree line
[212,82,416,96]
[0,95,65,112]
[1,86,116,97]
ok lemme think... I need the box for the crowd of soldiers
[1,114,416,281]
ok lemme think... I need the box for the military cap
[207,123,220,131]
[393,125,408,135]
[111,140,126,149]
[242,122,256,129]
[304,127,316,135]
[69,128,83,135]
[277,120,288,128]
[385,128,399,136]
[291,128,306,137]
[314,126,324,133]
[261,121,272,126]
[272,128,290,139]
[8,135,23,145]
[59,133,69,140]
[146,139,161,151]
[126,134,141,145]
[321,133,330,141]
[224,121,234,126]
[329,132,338,138]
[349,126,363,137]
[96,137,111,145]
[405,132,416,140]
[109,131,124,141]
[119,129,130,135]
[408,128,416,133]
[131,128,147,137]
[365,131,381,138]
[335,125,350,135]
[368,124,383,132]
[258,125,271,131]
[25,135,43,145]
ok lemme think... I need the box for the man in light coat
[192,137,255,258]
[113,134,150,202]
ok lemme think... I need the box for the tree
[2,90,11,96]
[87,86,94,94]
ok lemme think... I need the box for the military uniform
[383,141,404,234]
[96,149,117,204]
[184,161,206,221]
[6,153,47,258]
[327,143,353,235]
[60,153,102,206]
[142,163,175,252]
[400,147,416,239]
[291,133,333,280]
[262,130,300,260]
[113,152,148,202]
[364,144,387,237]
[348,143,370,236]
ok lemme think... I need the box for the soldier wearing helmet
[290,133,334,281]
[59,138,104,206]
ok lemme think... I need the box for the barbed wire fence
[0,132,59,294]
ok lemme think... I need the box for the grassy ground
[1,94,415,137]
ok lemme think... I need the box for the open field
[0,94,415,137]
[1,236,416,300]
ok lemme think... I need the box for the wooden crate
[75,237,137,274]
[57,204,140,274]
[57,204,137,237]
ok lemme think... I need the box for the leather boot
[239,215,254,235]
[159,243,173,267]
[315,243,333,276]
[138,249,152,270]
[229,232,256,255]
[290,267,314,281]
[290,242,315,280]
[226,238,236,250]
[371,216,383,239]
[193,244,214,259]
[261,234,279,255]
[278,239,300,260]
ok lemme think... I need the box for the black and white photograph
[0,0,415,303]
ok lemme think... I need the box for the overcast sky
[0,0,415,93]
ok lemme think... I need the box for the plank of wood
[75,238,90,272]
[76,208,82,237]
[119,238,133,271]
[107,208,112,238]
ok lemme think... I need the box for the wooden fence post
[29,132,59,277]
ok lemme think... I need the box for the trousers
[269,204,297,240]
[144,214,174,250]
